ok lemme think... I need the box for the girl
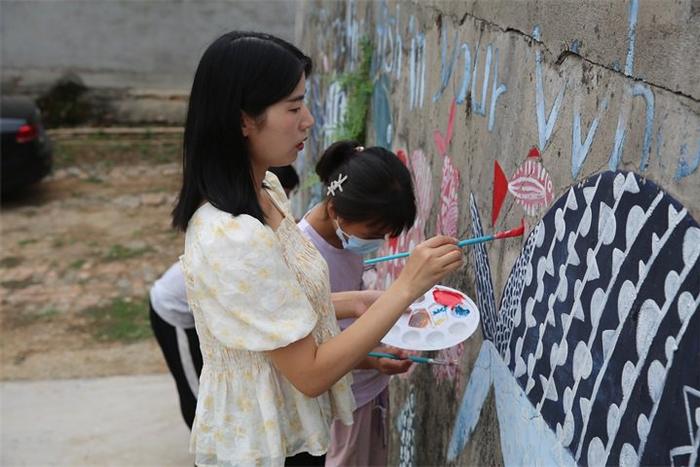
[172,31,462,466]
[300,140,416,466]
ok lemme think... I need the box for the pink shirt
[297,217,390,408]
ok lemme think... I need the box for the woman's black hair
[172,31,312,230]
[316,140,416,237]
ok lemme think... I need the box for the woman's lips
[296,142,305,151]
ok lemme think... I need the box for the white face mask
[334,219,385,255]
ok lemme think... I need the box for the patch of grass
[103,244,155,262]
[81,297,152,343]
[0,256,24,268]
[68,259,86,270]
[52,238,65,248]
[335,37,374,144]
[52,134,182,169]
[17,239,38,246]
[1,277,36,290]
[9,307,60,328]
[85,175,104,184]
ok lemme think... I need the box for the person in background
[148,165,300,429]
[299,140,416,467]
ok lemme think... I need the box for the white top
[181,172,355,466]
[149,262,194,329]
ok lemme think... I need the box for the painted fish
[493,146,554,225]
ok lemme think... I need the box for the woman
[300,140,417,466]
[173,31,462,466]
[148,166,300,431]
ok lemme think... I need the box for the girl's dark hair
[316,140,416,237]
[269,165,300,191]
[172,31,312,230]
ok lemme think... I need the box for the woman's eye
[290,108,301,113]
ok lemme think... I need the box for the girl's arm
[268,236,462,397]
[331,290,383,319]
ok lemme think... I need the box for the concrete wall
[1,0,296,123]
[296,1,700,465]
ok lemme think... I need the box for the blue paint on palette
[431,306,448,317]
[454,305,470,317]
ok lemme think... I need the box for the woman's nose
[301,104,314,130]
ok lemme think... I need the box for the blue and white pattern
[396,390,417,467]
[450,171,700,466]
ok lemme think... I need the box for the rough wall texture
[296,1,699,465]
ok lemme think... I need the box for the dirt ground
[1,131,185,380]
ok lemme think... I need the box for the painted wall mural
[396,389,417,467]
[300,2,700,465]
[493,146,555,226]
[449,171,700,466]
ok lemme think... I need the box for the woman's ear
[241,112,255,137]
[324,199,336,221]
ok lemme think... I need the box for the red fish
[492,146,554,225]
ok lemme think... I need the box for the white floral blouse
[181,172,355,466]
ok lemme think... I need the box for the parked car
[1,96,53,194]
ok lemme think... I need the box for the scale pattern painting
[449,171,700,466]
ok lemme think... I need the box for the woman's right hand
[394,235,463,300]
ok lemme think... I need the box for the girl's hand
[354,290,383,318]
[395,235,463,300]
[367,346,413,375]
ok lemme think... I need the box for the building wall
[296,1,700,465]
[1,0,296,123]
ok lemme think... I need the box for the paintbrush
[367,351,455,365]
[363,218,525,265]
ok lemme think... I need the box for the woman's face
[243,74,314,168]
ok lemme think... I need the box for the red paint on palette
[433,288,464,308]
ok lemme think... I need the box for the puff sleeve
[182,207,318,351]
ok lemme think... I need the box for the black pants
[284,451,325,466]
[149,302,203,429]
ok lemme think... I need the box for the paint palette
[381,285,480,351]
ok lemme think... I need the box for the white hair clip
[355,146,365,152]
[327,173,348,197]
